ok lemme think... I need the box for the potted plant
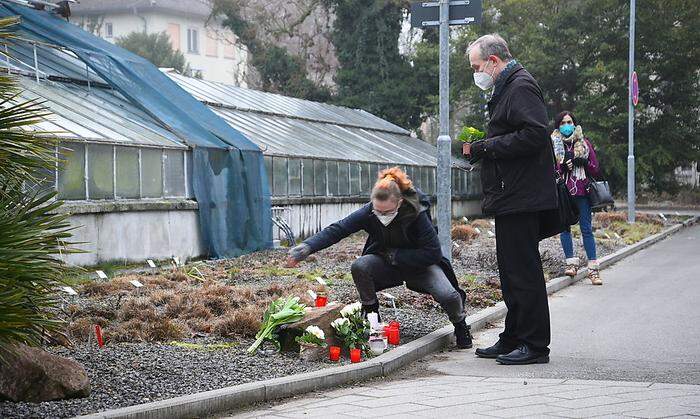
[295,325,327,361]
[458,126,486,157]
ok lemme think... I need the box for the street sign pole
[627,0,636,223]
[436,0,452,260]
[410,0,481,261]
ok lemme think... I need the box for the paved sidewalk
[229,376,700,418]
[223,224,700,418]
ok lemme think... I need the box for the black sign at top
[410,0,483,28]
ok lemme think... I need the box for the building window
[223,32,237,59]
[105,22,113,38]
[205,30,218,57]
[187,28,199,54]
[167,23,181,50]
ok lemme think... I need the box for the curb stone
[75,216,698,419]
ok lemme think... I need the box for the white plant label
[315,277,327,286]
[147,259,156,268]
[462,217,469,223]
[96,270,108,280]
[487,230,495,238]
[605,233,612,239]
[474,227,482,234]
[307,290,317,300]
[173,256,181,266]
[380,292,396,300]
[129,280,144,288]
[453,241,460,248]
[614,232,622,240]
[490,220,495,226]
[62,286,78,296]
[658,213,667,221]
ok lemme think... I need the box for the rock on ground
[0,344,90,402]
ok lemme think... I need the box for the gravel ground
[0,213,677,418]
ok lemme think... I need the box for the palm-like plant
[0,16,76,357]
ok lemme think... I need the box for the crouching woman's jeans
[350,254,465,324]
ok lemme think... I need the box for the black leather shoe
[475,340,517,359]
[453,320,472,349]
[496,344,549,365]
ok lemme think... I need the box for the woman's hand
[287,243,311,267]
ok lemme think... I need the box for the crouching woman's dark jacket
[303,188,466,303]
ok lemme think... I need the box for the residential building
[70,0,249,86]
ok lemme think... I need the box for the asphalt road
[428,223,700,384]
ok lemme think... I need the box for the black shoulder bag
[586,178,614,212]
[538,142,580,241]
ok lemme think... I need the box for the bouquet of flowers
[247,296,306,354]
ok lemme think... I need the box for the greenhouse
[0,16,481,265]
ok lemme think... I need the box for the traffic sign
[631,71,639,106]
[410,0,482,27]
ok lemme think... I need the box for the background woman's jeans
[560,195,597,261]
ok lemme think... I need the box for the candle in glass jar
[315,295,328,307]
[387,327,400,345]
[350,348,361,363]
[329,346,341,361]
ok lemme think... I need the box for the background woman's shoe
[475,339,516,358]
[564,257,579,277]
[496,344,549,365]
[587,261,602,285]
[453,320,472,349]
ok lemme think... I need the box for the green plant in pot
[458,126,486,157]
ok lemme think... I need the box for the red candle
[387,328,400,345]
[329,346,341,362]
[315,295,328,307]
[94,324,104,348]
[350,348,362,363]
[388,321,400,331]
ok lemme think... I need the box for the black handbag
[587,179,614,212]
[538,174,580,240]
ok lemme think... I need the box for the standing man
[465,34,557,365]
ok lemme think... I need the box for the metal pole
[437,0,452,260]
[627,0,636,223]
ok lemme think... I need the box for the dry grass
[470,219,493,229]
[64,263,327,344]
[211,307,261,338]
[452,225,480,241]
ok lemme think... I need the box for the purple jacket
[556,138,600,196]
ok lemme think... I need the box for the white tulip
[305,325,325,340]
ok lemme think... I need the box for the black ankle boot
[453,319,472,349]
[361,303,380,322]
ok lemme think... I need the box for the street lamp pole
[436,0,452,260]
[627,0,636,223]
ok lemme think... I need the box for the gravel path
[0,214,675,418]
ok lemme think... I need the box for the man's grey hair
[467,33,513,61]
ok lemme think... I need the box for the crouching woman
[286,167,472,349]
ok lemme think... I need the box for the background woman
[552,111,602,285]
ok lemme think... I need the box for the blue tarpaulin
[0,4,272,257]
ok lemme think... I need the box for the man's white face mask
[473,59,496,91]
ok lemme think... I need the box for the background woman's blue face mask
[560,124,574,137]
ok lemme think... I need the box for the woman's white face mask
[375,212,398,226]
[372,199,402,226]
[473,59,496,91]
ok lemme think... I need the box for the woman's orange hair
[371,167,412,200]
